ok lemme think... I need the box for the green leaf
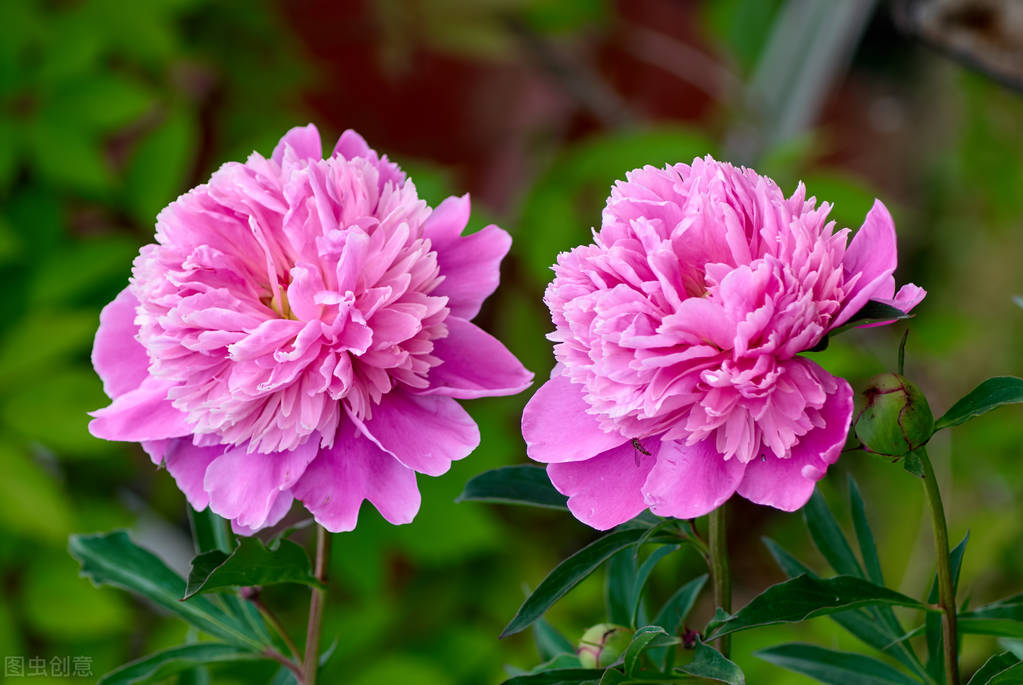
[959,592,1023,638]
[124,107,198,223]
[502,528,675,637]
[934,377,1023,430]
[706,574,929,640]
[607,548,639,626]
[68,531,265,648]
[630,546,679,627]
[803,490,864,578]
[502,668,607,684]
[848,477,884,586]
[624,626,677,676]
[678,641,745,684]
[647,574,707,669]
[534,618,576,661]
[967,652,1021,685]
[457,465,568,510]
[755,643,917,684]
[184,537,322,599]
[98,643,263,685]
[819,301,911,346]
[0,445,72,542]
[48,74,154,132]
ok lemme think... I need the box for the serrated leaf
[706,574,929,640]
[68,531,265,649]
[502,528,676,637]
[184,537,322,599]
[457,465,568,510]
[98,643,262,685]
[678,641,744,684]
[934,377,1023,430]
[755,643,917,684]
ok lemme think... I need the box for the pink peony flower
[522,157,924,530]
[90,124,532,534]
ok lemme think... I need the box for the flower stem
[917,448,960,685]
[303,526,331,685]
[708,505,731,658]
[251,596,300,661]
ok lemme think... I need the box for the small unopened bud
[855,373,934,456]
[577,624,633,668]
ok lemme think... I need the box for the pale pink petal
[522,373,627,464]
[357,391,479,476]
[332,129,372,161]
[92,287,149,398]
[736,374,853,511]
[641,438,748,519]
[548,441,657,531]
[271,124,322,165]
[421,194,471,244]
[203,438,319,531]
[832,200,898,328]
[89,377,192,442]
[420,317,533,399]
[158,438,224,511]
[292,421,420,532]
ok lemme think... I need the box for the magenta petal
[89,377,193,442]
[203,438,319,531]
[833,200,897,328]
[92,287,149,398]
[548,441,656,531]
[641,438,747,519]
[357,391,479,476]
[432,223,511,320]
[332,129,372,161]
[420,316,533,399]
[271,124,322,165]
[522,373,627,463]
[158,438,225,511]
[293,421,420,532]
[232,490,294,536]
[421,194,470,244]
[737,374,853,511]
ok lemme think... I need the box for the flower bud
[577,623,633,668]
[854,373,934,456]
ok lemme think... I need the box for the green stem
[917,449,960,685]
[303,526,331,685]
[251,596,300,661]
[708,505,731,658]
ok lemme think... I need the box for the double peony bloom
[522,158,924,529]
[90,125,532,533]
[91,128,922,534]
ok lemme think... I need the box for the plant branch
[251,595,300,661]
[917,448,960,685]
[708,505,732,658]
[303,526,331,685]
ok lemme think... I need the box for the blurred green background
[1,0,1022,682]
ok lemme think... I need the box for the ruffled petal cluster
[522,157,924,530]
[91,124,532,534]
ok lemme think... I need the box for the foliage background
[1,0,1021,682]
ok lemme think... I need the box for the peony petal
[203,437,319,531]
[522,373,627,464]
[420,316,533,399]
[832,200,898,328]
[89,377,193,442]
[548,440,657,531]
[271,124,322,165]
[430,219,511,320]
[355,391,479,476]
[92,287,150,398]
[292,420,420,532]
[736,372,853,511]
[641,438,747,519]
[154,438,225,511]
[421,194,471,245]
[332,129,372,161]
[232,490,294,536]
